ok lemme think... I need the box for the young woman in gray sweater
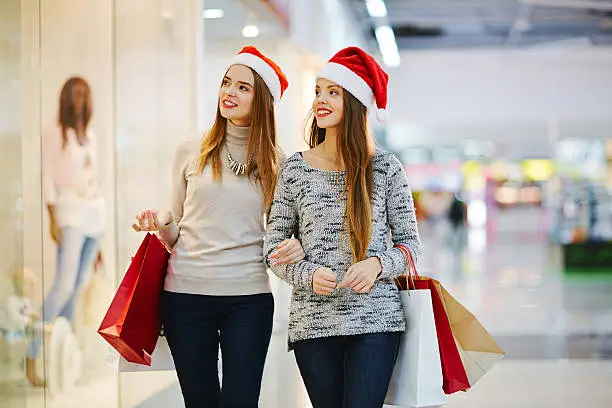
[133,46,304,408]
[265,47,423,408]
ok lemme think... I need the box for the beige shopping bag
[432,280,505,386]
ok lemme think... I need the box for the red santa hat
[317,46,389,122]
[231,46,289,102]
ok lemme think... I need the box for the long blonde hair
[197,68,280,212]
[307,90,375,262]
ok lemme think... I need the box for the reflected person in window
[26,77,105,387]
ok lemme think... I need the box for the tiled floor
[138,358,612,408]
[3,209,612,407]
[442,360,612,408]
[6,343,612,408]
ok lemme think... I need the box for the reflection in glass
[1,0,29,406]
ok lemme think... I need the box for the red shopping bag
[394,245,471,394]
[98,233,169,365]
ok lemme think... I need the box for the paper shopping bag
[385,288,445,407]
[98,233,169,365]
[106,335,175,372]
[394,244,470,395]
[395,276,470,394]
[432,281,505,387]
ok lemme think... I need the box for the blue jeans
[26,228,100,359]
[162,291,274,408]
[294,332,402,408]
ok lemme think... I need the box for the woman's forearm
[47,204,57,224]
[158,215,179,249]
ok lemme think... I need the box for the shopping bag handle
[393,243,419,290]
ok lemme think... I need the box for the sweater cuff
[375,247,406,280]
[295,261,320,292]
[158,221,179,249]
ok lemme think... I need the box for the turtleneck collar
[226,120,250,147]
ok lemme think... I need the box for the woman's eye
[222,80,229,87]
[240,86,249,92]
[330,90,338,96]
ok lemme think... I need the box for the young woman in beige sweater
[133,46,303,408]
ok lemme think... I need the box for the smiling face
[313,78,344,130]
[219,64,255,127]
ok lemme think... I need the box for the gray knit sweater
[264,149,422,347]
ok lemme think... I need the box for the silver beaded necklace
[227,149,247,176]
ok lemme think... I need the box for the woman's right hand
[312,267,337,295]
[132,209,172,232]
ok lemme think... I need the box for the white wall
[290,0,368,60]
[114,0,202,267]
[386,48,612,151]
[1,0,24,335]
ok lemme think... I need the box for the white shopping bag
[105,335,175,372]
[385,289,446,407]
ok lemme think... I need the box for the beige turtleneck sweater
[159,121,270,295]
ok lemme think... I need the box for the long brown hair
[197,67,280,212]
[307,90,375,262]
[58,77,92,148]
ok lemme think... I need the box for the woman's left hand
[338,257,382,293]
[269,239,305,266]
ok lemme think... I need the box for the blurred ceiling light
[365,0,388,18]
[514,17,532,32]
[242,25,260,38]
[374,25,401,67]
[203,8,224,19]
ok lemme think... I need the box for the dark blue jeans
[294,332,401,408]
[162,291,274,408]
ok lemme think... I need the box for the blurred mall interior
[1,0,612,407]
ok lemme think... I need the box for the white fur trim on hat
[231,53,281,101]
[317,62,375,110]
